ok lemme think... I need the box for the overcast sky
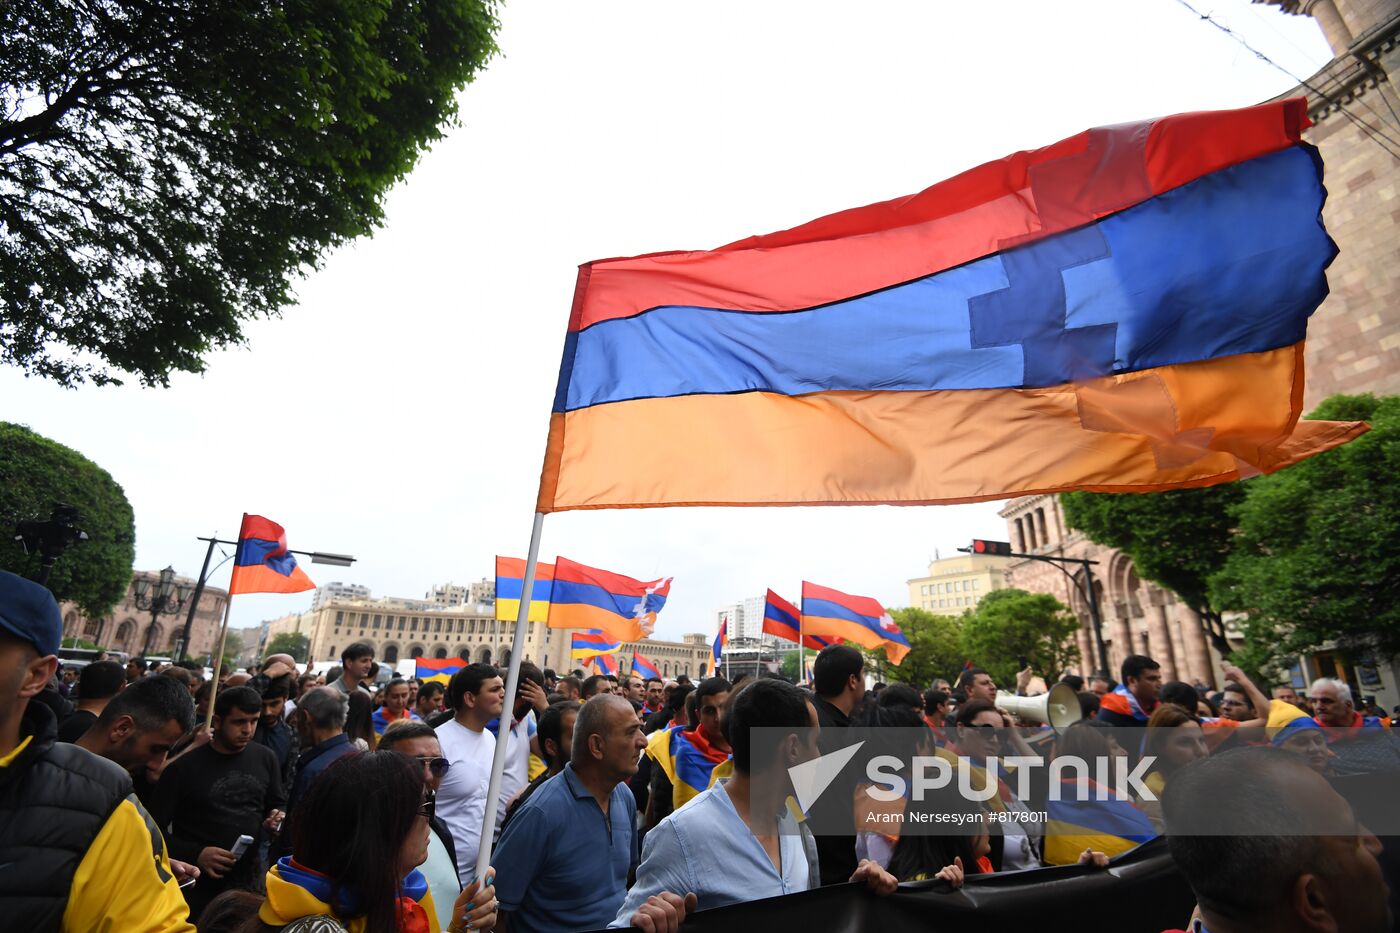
[4,1,1332,643]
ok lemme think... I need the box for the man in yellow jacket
[0,570,194,932]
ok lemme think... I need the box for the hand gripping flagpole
[475,511,545,883]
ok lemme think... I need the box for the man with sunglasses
[379,720,461,928]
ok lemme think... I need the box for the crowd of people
[2,568,1396,932]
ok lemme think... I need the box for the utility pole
[960,540,1108,676]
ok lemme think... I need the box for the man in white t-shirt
[487,661,550,837]
[435,662,505,886]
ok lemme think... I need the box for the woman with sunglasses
[378,721,461,924]
[248,750,496,933]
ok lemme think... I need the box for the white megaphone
[996,682,1082,731]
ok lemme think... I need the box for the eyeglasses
[420,791,437,817]
[416,755,450,777]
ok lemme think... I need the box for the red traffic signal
[971,539,1013,556]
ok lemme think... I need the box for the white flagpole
[475,511,545,883]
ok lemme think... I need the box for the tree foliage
[266,631,310,664]
[957,589,1080,686]
[1,0,500,385]
[1060,484,1243,656]
[881,607,963,690]
[0,422,135,617]
[1211,395,1400,669]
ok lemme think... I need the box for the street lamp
[132,566,193,658]
[175,535,357,662]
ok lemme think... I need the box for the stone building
[60,570,228,660]
[907,552,1011,616]
[260,597,712,677]
[998,496,1216,686]
[999,1,1399,694]
[1260,0,1400,409]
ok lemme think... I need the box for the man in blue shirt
[612,679,896,926]
[492,694,690,933]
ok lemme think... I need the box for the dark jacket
[811,695,858,886]
[0,702,132,931]
[273,732,358,860]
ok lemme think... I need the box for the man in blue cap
[0,570,195,930]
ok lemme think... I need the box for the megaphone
[997,682,1082,731]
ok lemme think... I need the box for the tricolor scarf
[1099,685,1154,722]
[646,723,731,809]
[1313,708,1389,742]
[260,857,439,933]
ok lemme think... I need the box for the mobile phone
[178,874,198,889]
[229,834,255,859]
[1018,656,1028,670]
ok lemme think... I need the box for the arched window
[458,647,471,660]
[433,647,447,659]
[83,617,101,637]
[383,644,399,664]
[499,648,512,668]
[478,647,492,664]
[410,645,424,659]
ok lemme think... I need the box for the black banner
[603,837,1196,933]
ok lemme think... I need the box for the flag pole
[798,598,805,686]
[204,596,236,732]
[475,511,545,884]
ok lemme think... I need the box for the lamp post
[175,534,357,663]
[132,566,193,658]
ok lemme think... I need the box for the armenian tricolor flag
[802,582,910,665]
[495,556,555,623]
[1043,778,1157,865]
[547,557,671,643]
[712,619,727,667]
[632,650,661,681]
[646,723,732,810]
[229,515,315,596]
[415,657,464,686]
[571,629,621,660]
[594,653,618,676]
[536,99,1365,513]
[762,589,838,650]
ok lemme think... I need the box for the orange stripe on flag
[536,344,1366,512]
[228,562,315,596]
[548,603,646,644]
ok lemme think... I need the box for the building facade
[425,582,469,607]
[714,595,768,643]
[1262,0,1400,409]
[262,596,713,677]
[311,582,370,609]
[60,570,229,660]
[907,553,1010,616]
[998,496,1218,686]
[998,0,1400,699]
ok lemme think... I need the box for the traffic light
[970,539,1013,556]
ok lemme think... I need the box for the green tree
[1212,394,1399,671]
[1061,484,1243,657]
[265,631,311,664]
[0,422,135,617]
[881,608,963,690]
[958,589,1080,686]
[779,650,801,681]
[2,0,500,386]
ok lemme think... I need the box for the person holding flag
[711,619,727,673]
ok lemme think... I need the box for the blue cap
[0,570,62,657]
